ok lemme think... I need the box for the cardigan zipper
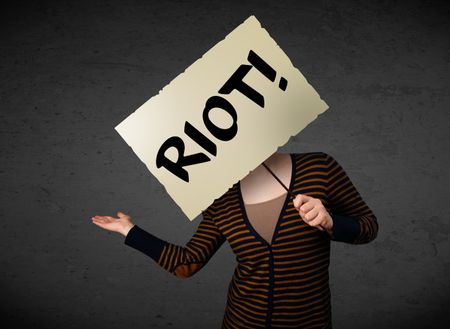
[237,154,297,328]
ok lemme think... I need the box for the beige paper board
[115,15,329,221]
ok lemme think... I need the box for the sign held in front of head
[115,15,329,221]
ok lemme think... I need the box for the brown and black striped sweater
[124,152,379,328]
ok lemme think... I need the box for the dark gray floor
[1,0,449,328]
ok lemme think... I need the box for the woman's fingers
[308,214,325,228]
[91,216,119,232]
[91,219,109,230]
[91,218,104,225]
[293,195,329,232]
[299,201,315,213]
[303,208,319,222]
[91,211,132,235]
[92,220,106,227]
[92,213,128,221]
[91,216,120,232]
[92,215,118,222]
[299,207,326,231]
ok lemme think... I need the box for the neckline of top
[245,192,288,206]
[237,153,297,247]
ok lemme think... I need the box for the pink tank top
[245,192,288,244]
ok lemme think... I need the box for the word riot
[156,49,288,182]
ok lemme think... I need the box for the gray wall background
[1,0,449,328]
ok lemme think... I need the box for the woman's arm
[92,210,226,278]
[323,152,379,244]
[123,209,226,278]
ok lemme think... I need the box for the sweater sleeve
[124,209,226,278]
[323,152,379,244]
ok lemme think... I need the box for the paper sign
[115,15,328,221]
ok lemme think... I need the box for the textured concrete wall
[1,0,449,328]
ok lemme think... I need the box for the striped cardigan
[124,152,379,328]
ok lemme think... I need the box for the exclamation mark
[278,77,287,91]
[247,50,288,91]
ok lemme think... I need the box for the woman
[92,151,378,328]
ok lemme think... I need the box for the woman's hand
[91,211,135,237]
[293,194,333,236]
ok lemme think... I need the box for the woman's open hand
[91,211,135,237]
[293,194,333,236]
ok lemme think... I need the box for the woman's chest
[211,186,329,261]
